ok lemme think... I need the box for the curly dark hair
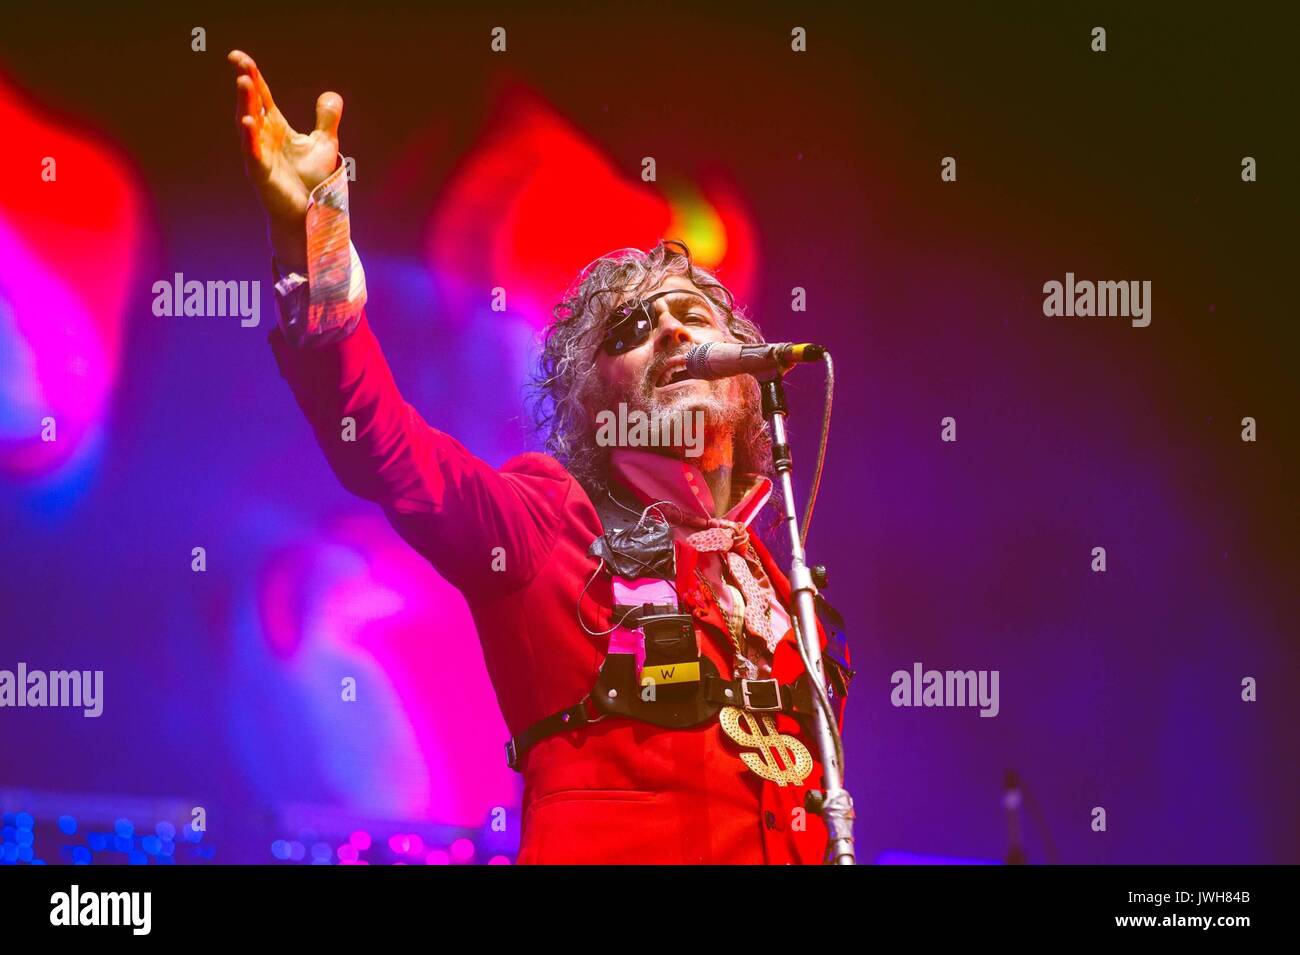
[529,239,772,500]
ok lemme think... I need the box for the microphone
[684,341,826,381]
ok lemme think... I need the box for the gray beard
[570,366,769,503]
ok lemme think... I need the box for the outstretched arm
[228,51,571,595]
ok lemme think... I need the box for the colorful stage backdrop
[1,5,1295,865]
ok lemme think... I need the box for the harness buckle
[578,694,608,724]
[740,678,783,712]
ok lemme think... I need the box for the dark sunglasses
[598,288,719,356]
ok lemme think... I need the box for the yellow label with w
[640,662,701,686]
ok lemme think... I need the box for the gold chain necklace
[694,567,750,673]
[694,565,814,787]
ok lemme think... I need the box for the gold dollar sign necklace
[695,567,813,787]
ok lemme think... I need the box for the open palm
[227,49,342,224]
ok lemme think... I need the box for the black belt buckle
[740,678,782,711]
[505,738,519,771]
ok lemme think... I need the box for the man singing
[227,49,852,864]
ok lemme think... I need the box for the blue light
[72,846,91,865]
[1,844,18,863]
[31,859,46,865]
[87,832,109,851]
[128,851,147,865]
[159,840,175,857]
[157,855,174,866]
[114,818,134,838]
[58,815,77,836]
[310,842,332,861]
[271,840,291,860]
[1,826,15,842]
[200,845,216,860]
[141,836,161,855]
[1,812,14,826]
[15,812,34,830]
[16,830,33,847]
[184,827,203,843]
[114,836,133,853]
[18,845,33,862]
[156,821,176,840]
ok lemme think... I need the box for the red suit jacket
[269,312,844,864]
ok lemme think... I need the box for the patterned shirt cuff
[271,159,367,349]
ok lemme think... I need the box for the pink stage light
[449,837,475,863]
[0,76,145,484]
[235,511,520,826]
[423,84,758,335]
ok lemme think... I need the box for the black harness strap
[505,671,829,772]
[505,697,604,772]
[503,482,855,772]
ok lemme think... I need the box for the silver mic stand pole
[758,373,856,864]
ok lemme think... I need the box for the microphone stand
[758,373,856,864]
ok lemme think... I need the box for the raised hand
[227,49,343,271]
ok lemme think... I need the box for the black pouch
[592,649,722,729]
[638,612,699,702]
[593,612,720,726]
[588,516,676,581]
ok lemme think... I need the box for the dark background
[1,1,1295,865]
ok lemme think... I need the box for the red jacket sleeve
[268,310,573,596]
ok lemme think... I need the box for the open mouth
[654,359,691,388]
